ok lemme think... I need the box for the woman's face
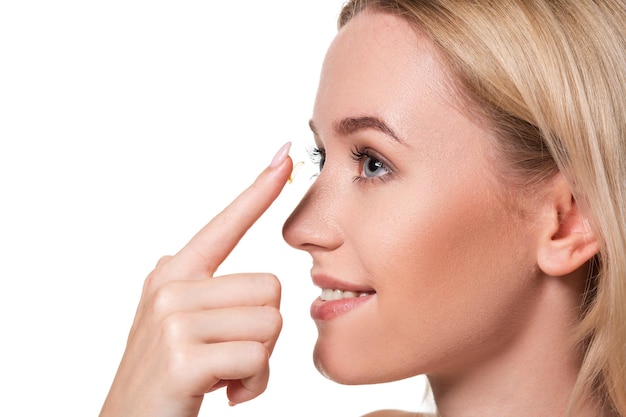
[283,10,542,384]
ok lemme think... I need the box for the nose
[282,176,344,252]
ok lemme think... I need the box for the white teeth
[320,288,372,301]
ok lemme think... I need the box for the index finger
[172,142,293,277]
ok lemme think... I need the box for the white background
[0,1,432,415]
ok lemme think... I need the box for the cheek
[351,180,539,370]
[358,181,507,293]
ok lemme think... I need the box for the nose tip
[281,209,300,250]
[281,190,314,250]
[282,181,343,252]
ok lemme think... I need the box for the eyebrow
[308,116,407,145]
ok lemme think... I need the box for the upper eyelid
[352,146,396,173]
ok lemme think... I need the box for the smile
[320,288,374,301]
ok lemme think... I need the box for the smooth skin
[283,10,601,417]
[99,143,293,417]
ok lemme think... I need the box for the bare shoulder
[361,410,436,417]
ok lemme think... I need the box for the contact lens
[289,161,305,184]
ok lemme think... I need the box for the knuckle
[142,270,160,294]
[260,306,283,335]
[245,341,270,366]
[142,256,174,293]
[150,282,179,318]
[259,273,281,299]
[155,255,174,268]
[161,312,186,343]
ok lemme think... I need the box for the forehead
[313,10,455,141]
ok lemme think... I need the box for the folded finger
[145,273,281,320]
[162,306,282,351]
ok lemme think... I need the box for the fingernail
[270,142,291,167]
[228,401,237,407]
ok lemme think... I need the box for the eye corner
[307,144,326,172]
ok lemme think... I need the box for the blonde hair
[339,0,626,415]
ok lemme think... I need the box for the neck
[427,274,607,417]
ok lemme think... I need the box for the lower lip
[310,294,374,321]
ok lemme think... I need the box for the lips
[311,274,375,321]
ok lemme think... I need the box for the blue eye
[362,155,387,178]
[351,146,391,181]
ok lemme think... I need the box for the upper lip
[311,272,375,293]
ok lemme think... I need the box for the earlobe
[536,174,600,277]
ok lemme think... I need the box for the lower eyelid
[352,173,391,184]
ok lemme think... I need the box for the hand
[100,143,293,417]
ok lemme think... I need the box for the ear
[536,173,599,277]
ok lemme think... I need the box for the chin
[312,341,402,385]
[314,356,365,385]
[313,341,361,384]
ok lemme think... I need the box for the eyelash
[307,145,392,183]
[350,145,392,183]
[308,146,325,176]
